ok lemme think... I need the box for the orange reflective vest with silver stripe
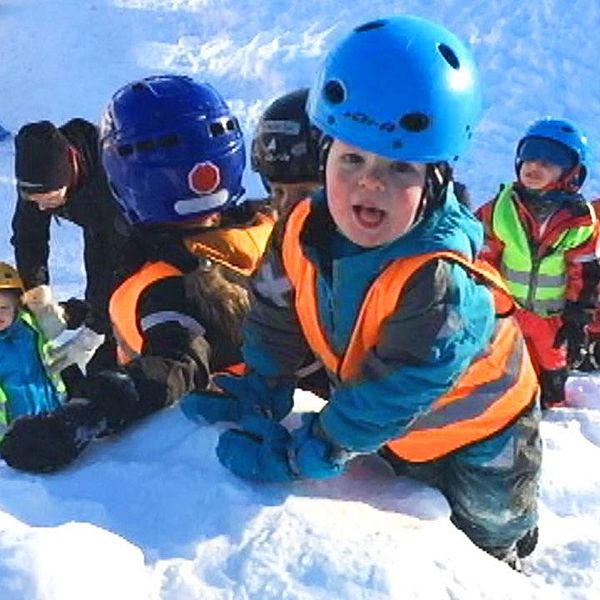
[110,261,181,364]
[109,212,275,367]
[281,199,539,462]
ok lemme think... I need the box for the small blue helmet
[100,75,245,226]
[307,16,481,163]
[515,118,588,189]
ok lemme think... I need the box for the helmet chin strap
[555,164,582,192]
[406,163,451,231]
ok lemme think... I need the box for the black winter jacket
[86,208,265,426]
[11,118,129,334]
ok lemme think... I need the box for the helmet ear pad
[573,164,587,188]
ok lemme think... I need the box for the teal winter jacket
[244,185,498,453]
[0,311,65,437]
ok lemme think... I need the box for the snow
[0,0,599,598]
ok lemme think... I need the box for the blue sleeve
[319,263,497,452]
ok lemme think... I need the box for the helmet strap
[409,163,451,229]
[558,165,582,192]
[316,130,333,184]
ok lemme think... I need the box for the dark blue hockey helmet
[100,75,245,226]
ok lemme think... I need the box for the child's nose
[358,170,386,191]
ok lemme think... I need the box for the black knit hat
[15,121,72,193]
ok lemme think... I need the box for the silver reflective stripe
[511,296,564,314]
[295,359,325,379]
[501,264,565,287]
[253,260,292,307]
[140,311,206,337]
[406,329,522,433]
[572,253,600,264]
[530,298,565,313]
[18,179,45,190]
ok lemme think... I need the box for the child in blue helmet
[182,16,542,569]
[477,118,600,408]
[0,262,66,439]
[0,75,277,472]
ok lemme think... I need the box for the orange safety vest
[110,261,182,365]
[110,212,275,366]
[281,200,539,462]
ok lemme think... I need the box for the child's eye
[341,152,364,165]
[390,161,415,174]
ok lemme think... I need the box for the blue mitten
[180,372,294,425]
[216,413,347,482]
[217,414,295,482]
[290,413,347,480]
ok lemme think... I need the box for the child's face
[0,291,18,332]
[268,181,320,217]
[519,160,563,191]
[325,140,426,247]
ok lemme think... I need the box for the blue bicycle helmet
[307,16,481,163]
[515,118,588,189]
[100,75,245,226]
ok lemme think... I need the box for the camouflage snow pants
[380,402,542,556]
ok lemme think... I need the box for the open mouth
[352,205,386,228]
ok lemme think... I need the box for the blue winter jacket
[0,312,65,436]
[244,186,499,453]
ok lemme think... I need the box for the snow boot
[0,399,107,473]
[516,526,539,558]
[0,371,141,473]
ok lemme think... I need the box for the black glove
[553,320,588,367]
[84,370,141,434]
[0,371,141,473]
[59,297,91,329]
[516,526,539,559]
[0,399,105,473]
[553,302,592,368]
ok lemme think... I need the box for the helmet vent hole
[561,125,575,134]
[210,122,226,136]
[438,43,460,70]
[327,115,336,125]
[132,83,146,92]
[354,20,386,33]
[323,80,345,105]
[392,140,404,149]
[400,112,430,132]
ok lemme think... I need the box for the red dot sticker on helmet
[188,161,221,194]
